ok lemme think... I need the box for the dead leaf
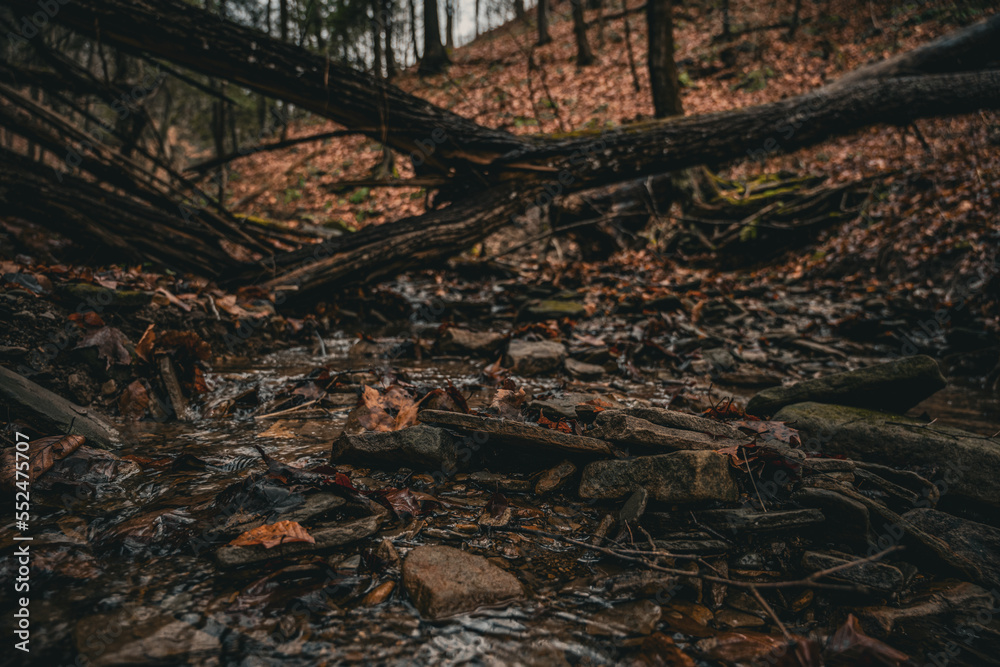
[229,520,316,549]
[0,434,86,491]
[75,327,132,369]
[825,614,909,665]
[134,324,155,362]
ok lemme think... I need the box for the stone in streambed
[436,327,506,356]
[587,599,662,636]
[534,460,577,495]
[899,508,1000,589]
[623,406,747,440]
[801,550,905,593]
[505,339,566,376]
[774,402,1000,508]
[579,450,738,503]
[331,424,458,470]
[517,298,586,322]
[215,514,381,568]
[564,357,606,380]
[747,355,946,416]
[590,411,749,452]
[402,545,524,619]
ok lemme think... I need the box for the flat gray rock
[774,402,1000,508]
[436,328,506,356]
[590,411,748,452]
[579,450,738,503]
[802,550,904,593]
[215,514,381,568]
[332,424,458,470]
[402,545,524,619]
[747,355,946,416]
[623,406,746,440]
[900,508,1000,588]
[419,410,613,457]
[505,339,566,376]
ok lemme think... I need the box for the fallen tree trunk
[0,147,245,275]
[245,69,1000,297]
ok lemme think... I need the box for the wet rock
[505,339,566,376]
[579,450,738,503]
[652,539,729,555]
[774,402,1000,508]
[469,470,532,493]
[623,406,746,440]
[215,514,381,568]
[791,488,871,543]
[402,545,524,619]
[715,608,766,629]
[858,582,996,636]
[694,508,825,534]
[530,392,607,420]
[517,298,586,322]
[801,550,905,594]
[436,327,506,356]
[419,409,613,457]
[618,488,649,525]
[534,460,577,495]
[900,508,1000,588]
[747,355,946,416]
[590,411,748,452]
[587,599,662,636]
[332,425,458,470]
[75,607,220,666]
[564,357,606,380]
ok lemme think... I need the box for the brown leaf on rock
[0,434,86,491]
[733,420,802,447]
[68,312,106,328]
[636,633,697,666]
[75,326,132,369]
[155,330,212,361]
[229,520,316,549]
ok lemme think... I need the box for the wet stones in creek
[504,339,566,376]
[332,424,458,470]
[579,450,738,503]
[402,545,524,619]
[746,355,946,416]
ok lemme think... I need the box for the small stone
[518,299,586,322]
[618,488,649,525]
[587,599,662,636]
[802,550,904,593]
[748,355,946,416]
[564,357,605,380]
[402,545,524,619]
[505,339,567,376]
[535,460,577,495]
[332,425,458,471]
[436,328,506,356]
[579,450,738,503]
[715,608,766,628]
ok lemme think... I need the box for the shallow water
[8,339,1000,666]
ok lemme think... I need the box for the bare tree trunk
[647,0,682,117]
[788,0,802,38]
[445,0,455,49]
[538,0,552,45]
[571,0,595,66]
[720,0,731,41]
[419,0,450,74]
[409,0,420,61]
[372,0,384,79]
[475,0,480,36]
[622,0,641,91]
[514,0,525,21]
[384,0,397,78]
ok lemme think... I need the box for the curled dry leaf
[134,323,155,362]
[229,520,316,549]
[0,434,86,491]
[74,326,132,369]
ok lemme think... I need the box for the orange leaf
[135,324,155,362]
[229,520,316,549]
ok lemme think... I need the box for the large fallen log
[0,366,122,449]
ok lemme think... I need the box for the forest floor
[2,1,1000,665]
